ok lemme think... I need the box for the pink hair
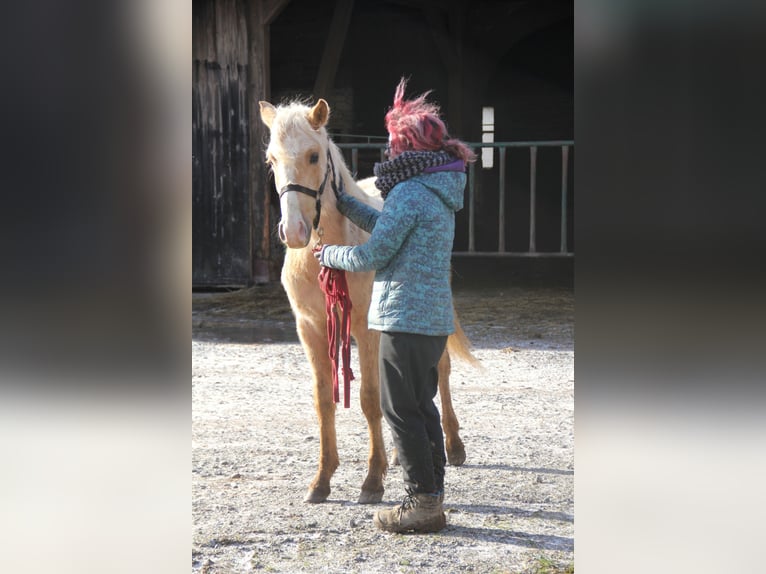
[384,78,476,163]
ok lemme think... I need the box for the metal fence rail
[337,141,574,257]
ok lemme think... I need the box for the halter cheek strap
[278,147,336,231]
[279,183,322,231]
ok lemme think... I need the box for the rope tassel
[318,266,354,408]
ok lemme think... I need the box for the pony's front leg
[355,329,386,504]
[298,319,339,503]
[438,350,466,466]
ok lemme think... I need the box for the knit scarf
[374,150,455,198]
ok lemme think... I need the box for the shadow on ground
[192,257,573,348]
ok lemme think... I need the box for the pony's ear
[259,101,276,128]
[307,99,330,130]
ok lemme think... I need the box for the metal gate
[337,141,574,257]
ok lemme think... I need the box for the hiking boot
[373,489,446,533]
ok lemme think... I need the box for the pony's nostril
[278,222,287,243]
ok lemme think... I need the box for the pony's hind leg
[438,350,466,466]
[355,329,386,504]
[298,319,339,503]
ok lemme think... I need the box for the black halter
[278,146,343,231]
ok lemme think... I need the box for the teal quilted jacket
[321,171,465,336]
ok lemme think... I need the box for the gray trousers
[379,331,448,494]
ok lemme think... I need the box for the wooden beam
[423,1,466,137]
[245,0,272,284]
[264,0,292,25]
[313,0,355,99]
[423,6,454,67]
[447,0,465,137]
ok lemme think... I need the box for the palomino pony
[259,97,473,504]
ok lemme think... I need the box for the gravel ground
[192,262,574,573]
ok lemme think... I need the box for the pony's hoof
[391,448,400,466]
[358,489,384,504]
[303,486,330,503]
[447,445,466,466]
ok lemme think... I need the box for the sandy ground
[192,261,574,573]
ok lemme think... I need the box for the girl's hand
[312,244,328,265]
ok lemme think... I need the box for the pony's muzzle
[278,218,309,248]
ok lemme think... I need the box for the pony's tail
[447,310,481,368]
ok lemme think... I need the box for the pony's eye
[309,152,319,164]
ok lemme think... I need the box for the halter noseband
[278,146,342,232]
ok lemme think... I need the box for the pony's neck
[330,140,368,199]
[309,141,367,246]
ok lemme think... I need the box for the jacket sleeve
[336,192,380,233]
[322,183,419,272]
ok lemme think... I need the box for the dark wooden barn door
[193,0,252,287]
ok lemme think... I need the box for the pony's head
[260,99,332,249]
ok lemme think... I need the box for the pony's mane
[327,140,381,204]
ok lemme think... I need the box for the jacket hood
[413,171,466,212]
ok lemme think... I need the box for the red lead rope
[317,266,355,408]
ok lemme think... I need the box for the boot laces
[398,488,419,517]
